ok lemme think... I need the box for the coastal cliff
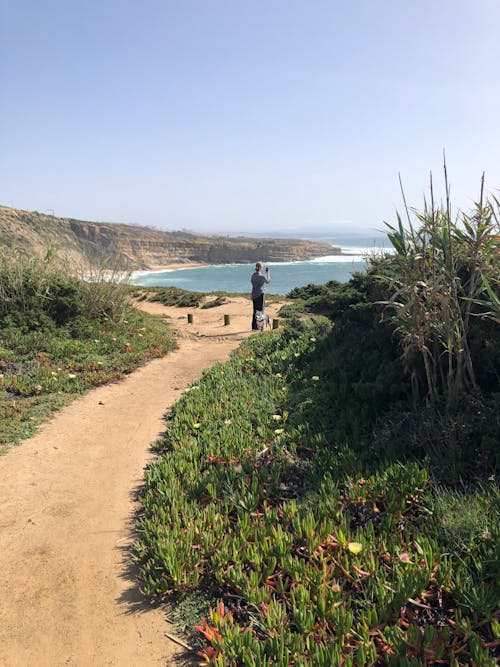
[0,206,337,269]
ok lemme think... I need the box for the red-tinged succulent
[194,617,222,644]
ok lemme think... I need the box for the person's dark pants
[252,294,264,330]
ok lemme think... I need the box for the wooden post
[272,318,280,330]
[187,313,193,324]
[224,314,231,326]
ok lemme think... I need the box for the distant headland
[0,206,338,270]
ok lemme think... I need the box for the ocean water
[130,231,390,296]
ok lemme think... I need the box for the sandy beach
[136,261,209,272]
[129,261,209,278]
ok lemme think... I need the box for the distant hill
[0,206,337,270]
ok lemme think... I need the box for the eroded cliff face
[0,206,338,269]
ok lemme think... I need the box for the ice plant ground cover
[135,316,499,666]
[0,311,174,449]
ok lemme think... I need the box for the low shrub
[80,262,132,322]
[148,286,205,308]
[201,296,227,309]
[0,251,84,331]
[0,249,132,331]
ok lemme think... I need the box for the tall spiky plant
[378,167,499,405]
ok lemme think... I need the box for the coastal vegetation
[135,187,499,664]
[0,249,175,450]
[135,286,223,309]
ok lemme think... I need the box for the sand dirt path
[0,297,280,667]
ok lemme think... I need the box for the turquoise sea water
[130,232,389,296]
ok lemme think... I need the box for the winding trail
[0,297,280,667]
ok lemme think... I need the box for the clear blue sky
[1,0,499,233]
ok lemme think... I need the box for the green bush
[201,296,226,309]
[0,251,83,331]
[0,249,131,330]
[283,264,499,482]
[284,271,408,445]
[148,286,204,308]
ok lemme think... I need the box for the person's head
[255,262,262,272]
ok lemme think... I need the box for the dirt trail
[0,297,280,667]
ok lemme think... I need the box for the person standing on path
[251,262,270,330]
